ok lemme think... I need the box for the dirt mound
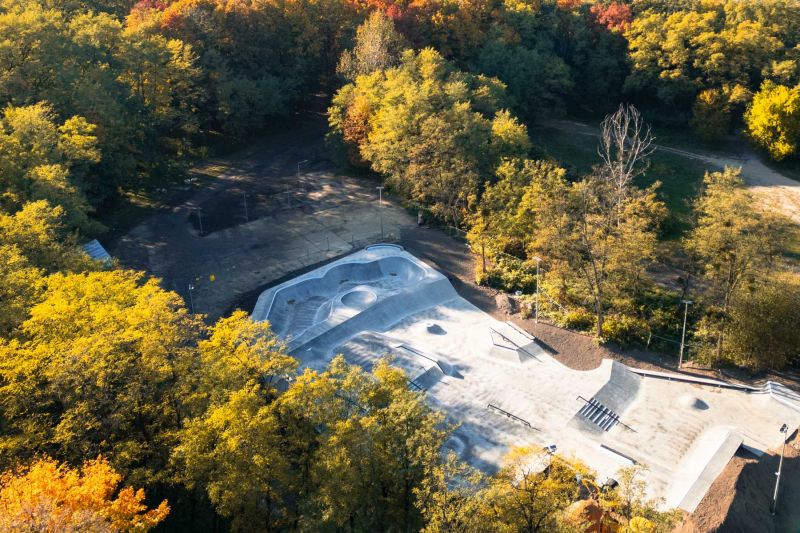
[676,434,800,533]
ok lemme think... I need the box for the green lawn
[529,125,710,239]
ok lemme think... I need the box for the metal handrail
[487,404,537,430]
[575,395,636,433]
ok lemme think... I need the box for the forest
[0,0,799,530]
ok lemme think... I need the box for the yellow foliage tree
[0,457,168,532]
[0,270,203,485]
[745,81,800,160]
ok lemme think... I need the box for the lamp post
[195,208,204,236]
[771,423,789,515]
[679,299,692,368]
[533,257,542,323]
[297,159,308,190]
[188,284,195,314]
[376,186,385,240]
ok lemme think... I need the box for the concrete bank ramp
[487,323,545,364]
[666,429,743,512]
[753,381,800,412]
[570,361,641,435]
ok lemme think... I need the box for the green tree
[0,200,95,272]
[0,244,43,336]
[330,48,528,226]
[625,2,794,114]
[467,158,565,275]
[708,273,800,369]
[337,10,404,82]
[278,356,446,531]
[414,452,486,533]
[479,447,584,532]
[686,167,788,366]
[192,310,297,410]
[690,88,731,141]
[0,103,100,232]
[525,106,665,337]
[601,465,681,533]
[175,385,292,532]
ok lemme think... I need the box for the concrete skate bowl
[340,289,377,310]
[265,256,426,338]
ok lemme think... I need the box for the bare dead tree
[597,104,655,214]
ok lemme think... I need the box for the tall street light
[376,186,385,240]
[771,423,789,515]
[533,257,542,323]
[679,299,692,368]
[297,159,309,190]
[188,284,195,314]
[195,207,204,236]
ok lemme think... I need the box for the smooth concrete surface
[253,246,800,512]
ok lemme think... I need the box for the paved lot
[112,112,416,319]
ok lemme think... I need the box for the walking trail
[544,119,800,224]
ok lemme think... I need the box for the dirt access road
[544,119,800,224]
[111,110,416,320]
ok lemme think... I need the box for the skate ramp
[668,429,743,512]
[253,245,444,335]
[570,361,641,435]
[252,246,800,513]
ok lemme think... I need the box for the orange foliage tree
[0,457,169,532]
[590,2,632,33]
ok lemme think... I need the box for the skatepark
[252,244,800,512]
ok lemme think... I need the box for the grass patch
[529,125,710,238]
[783,224,800,262]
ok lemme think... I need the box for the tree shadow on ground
[716,435,799,533]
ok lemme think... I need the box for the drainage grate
[577,397,620,432]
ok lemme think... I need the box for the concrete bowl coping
[251,245,445,330]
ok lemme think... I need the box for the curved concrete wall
[255,255,426,337]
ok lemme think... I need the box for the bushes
[475,256,537,293]
[601,314,649,348]
[557,307,595,332]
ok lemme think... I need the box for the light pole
[243,191,249,222]
[771,423,789,515]
[195,208,204,236]
[376,186,384,240]
[679,299,692,368]
[297,159,308,190]
[188,284,195,314]
[534,257,542,323]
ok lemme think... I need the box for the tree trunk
[595,294,604,338]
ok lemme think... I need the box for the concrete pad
[252,246,800,512]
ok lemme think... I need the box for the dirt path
[544,119,800,224]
